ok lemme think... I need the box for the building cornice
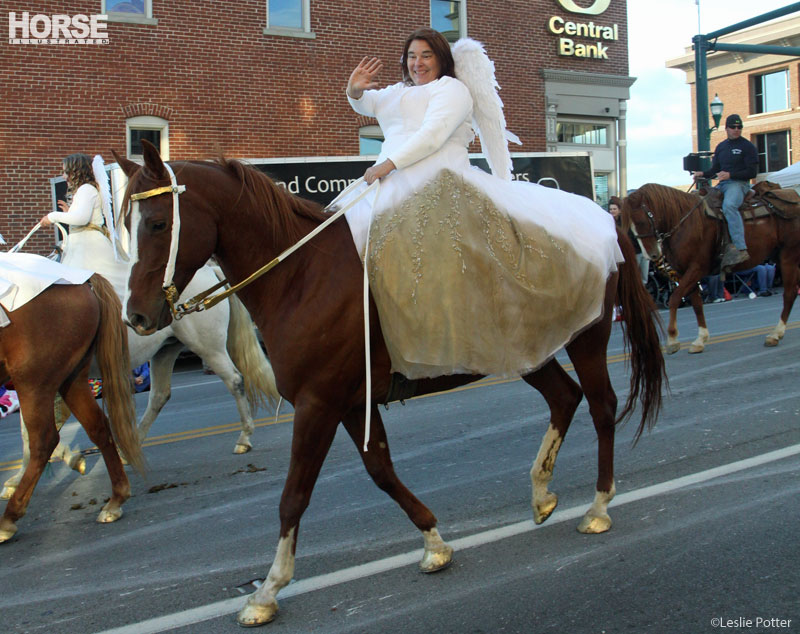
[542,68,637,88]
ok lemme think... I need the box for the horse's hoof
[764,336,779,347]
[0,485,15,501]
[97,506,123,524]
[233,443,252,455]
[420,543,454,573]
[0,519,18,543]
[665,342,680,355]
[577,512,612,534]
[687,344,704,354]
[237,597,278,627]
[70,455,87,475]
[533,492,558,524]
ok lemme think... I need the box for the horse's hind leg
[566,324,618,534]
[61,374,131,524]
[137,340,183,443]
[1,397,85,501]
[238,405,340,627]
[341,407,452,572]
[521,360,583,524]
[766,258,799,346]
[0,391,60,543]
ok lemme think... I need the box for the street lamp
[708,93,724,138]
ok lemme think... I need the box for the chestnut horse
[623,183,800,354]
[117,141,665,626]
[0,271,145,543]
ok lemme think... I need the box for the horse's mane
[626,183,703,230]
[218,158,330,243]
[121,158,331,245]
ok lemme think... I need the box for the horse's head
[622,187,661,260]
[117,140,217,335]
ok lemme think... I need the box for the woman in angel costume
[345,28,624,379]
[40,153,127,293]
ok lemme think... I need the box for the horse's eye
[151,221,167,232]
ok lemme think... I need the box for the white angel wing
[452,38,521,181]
[92,154,125,261]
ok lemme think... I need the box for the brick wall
[1,0,628,252]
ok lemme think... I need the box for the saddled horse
[1,255,280,501]
[0,271,145,543]
[623,183,800,354]
[118,141,665,626]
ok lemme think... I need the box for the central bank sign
[548,0,617,60]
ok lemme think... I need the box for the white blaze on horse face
[122,201,142,320]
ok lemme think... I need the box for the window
[103,0,156,23]
[359,125,384,156]
[556,121,608,146]
[755,130,791,173]
[753,69,789,114]
[594,173,609,209]
[431,0,466,42]
[126,115,169,161]
[265,0,314,37]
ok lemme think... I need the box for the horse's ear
[141,139,168,180]
[111,149,140,177]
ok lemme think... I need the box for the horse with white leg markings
[121,142,665,627]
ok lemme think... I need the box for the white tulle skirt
[60,229,129,298]
[345,145,624,379]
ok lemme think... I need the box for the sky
[625,0,796,190]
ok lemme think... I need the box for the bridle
[629,194,707,284]
[129,163,187,319]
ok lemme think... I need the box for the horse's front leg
[686,286,710,354]
[237,404,340,627]
[201,350,255,454]
[137,341,183,443]
[0,392,60,543]
[341,407,452,572]
[665,282,684,354]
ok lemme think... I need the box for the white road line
[96,442,800,634]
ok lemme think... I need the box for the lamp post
[708,93,724,140]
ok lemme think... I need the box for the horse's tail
[225,291,280,412]
[614,229,668,443]
[90,273,147,476]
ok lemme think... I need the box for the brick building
[2,0,632,253]
[666,14,800,176]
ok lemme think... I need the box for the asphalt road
[0,294,798,634]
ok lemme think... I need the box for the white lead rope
[9,222,43,253]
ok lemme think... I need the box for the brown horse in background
[623,183,800,354]
[0,272,145,543]
[117,141,665,627]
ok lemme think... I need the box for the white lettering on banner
[556,0,611,15]
[548,16,618,41]
[8,12,108,44]
[559,38,609,59]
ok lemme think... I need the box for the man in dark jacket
[693,113,758,269]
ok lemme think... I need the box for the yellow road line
[1,320,797,473]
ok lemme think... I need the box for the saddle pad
[0,252,92,315]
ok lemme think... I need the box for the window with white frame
[126,116,169,162]
[556,121,609,146]
[753,69,789,114]
[431,0,466,43]
[359,125,384,156]
[265,0,314,37]
[754,130,791,173]
[103,0,156,24]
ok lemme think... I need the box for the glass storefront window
[755,130,791,173]
[557,121,608,146]
[754,69,789,114]
[431,0,464,42]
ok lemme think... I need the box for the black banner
[251,153,593,206]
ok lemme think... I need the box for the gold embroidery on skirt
[367,170,606,379]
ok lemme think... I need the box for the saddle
[701,181,800,222]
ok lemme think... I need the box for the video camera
[682,151,713,173]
